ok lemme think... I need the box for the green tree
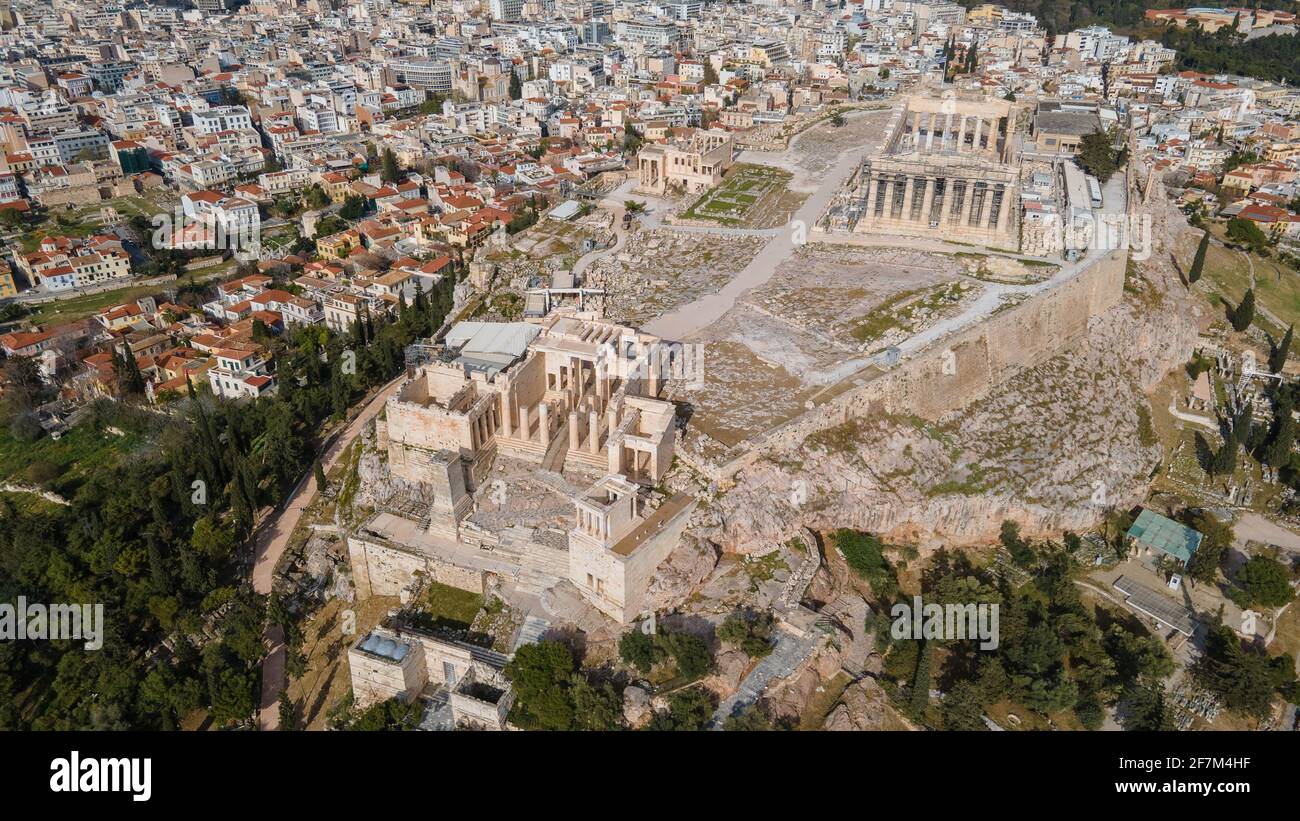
[380,147,401,184]
[722,703,775,731]
[339,195,367,221]
[313,457,328,493]
[504,640,577,730]
[1076,129,1124,183]
[718,608,775,658]
[1234,555,1296,608]
[941,681,987,730]
[115,343,146,396]
[1,355,48,409]
[1211,437,1237,476]
[909,640,932,718]
[1226,217,1268,252]
[304,184,330,210]
[1194,623,1285,720]
[569,676,623,731]
[344,696,423,730]
[1270,325,1292,373]
[618,627,661,673]
[832,528,898,597]
[1263,402,1294,467]
[1233,403,1253,446]
[662,630,712,680]
[1121,682,1175,730]
[646,687,714,731]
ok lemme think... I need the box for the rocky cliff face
[707,187,1199,553]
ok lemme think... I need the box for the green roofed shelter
[1126,509,1203,566]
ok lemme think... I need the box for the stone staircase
[530,469,582,499]
[540,419,570,473]
[511,615,552,653]
[514,539,570,596]
[776,528,821,612]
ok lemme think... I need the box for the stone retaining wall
[695,247,1128,483]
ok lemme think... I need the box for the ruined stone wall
[348,535,485,598]
[712,248,1127,480]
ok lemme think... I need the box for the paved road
[1233,512,1300,556]
[572,204,630,278]
[255,373,406,730]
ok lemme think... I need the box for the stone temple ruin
[348,626,513,729]
[824,92,1021,251]
[348,306,696,636]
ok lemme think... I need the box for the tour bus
[1086,175,1103,209]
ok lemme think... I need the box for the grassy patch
[25,283,170,326]
[741,550,789,592]
[415,580,483,631]
[680,164,795,227]
[0,415,148,490]
[847,281,971,344]
[926,463,988,496]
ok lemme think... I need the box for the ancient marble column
[920,176,936,224]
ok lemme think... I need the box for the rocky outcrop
[709,190,1200,552]
[762,643,843,722]
[705,649,750,697]
[623,684,653,728]
[643,534,720,612]
[823,677,915,731]
[353,442,430,512]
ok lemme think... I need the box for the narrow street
[255,373,406,730]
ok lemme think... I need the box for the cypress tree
[1232,288,1255,332]
[910,640,932,718]
[1270,325,1292,373]
[1265,407,1295,467]
[1233,403,1253,445]
[1188,230,1209,284]
[313,457,328,493]
[1212,439,1237,476]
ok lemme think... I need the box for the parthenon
[825,92,1023,250]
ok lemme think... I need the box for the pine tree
[1270,325,1292,373]
[1188,230,1209,284]
[1232,288,1255,332]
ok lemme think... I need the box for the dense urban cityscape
[0,0,1298,758]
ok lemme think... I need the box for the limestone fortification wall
[349,535,485,599]
[711,247,1128,481]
